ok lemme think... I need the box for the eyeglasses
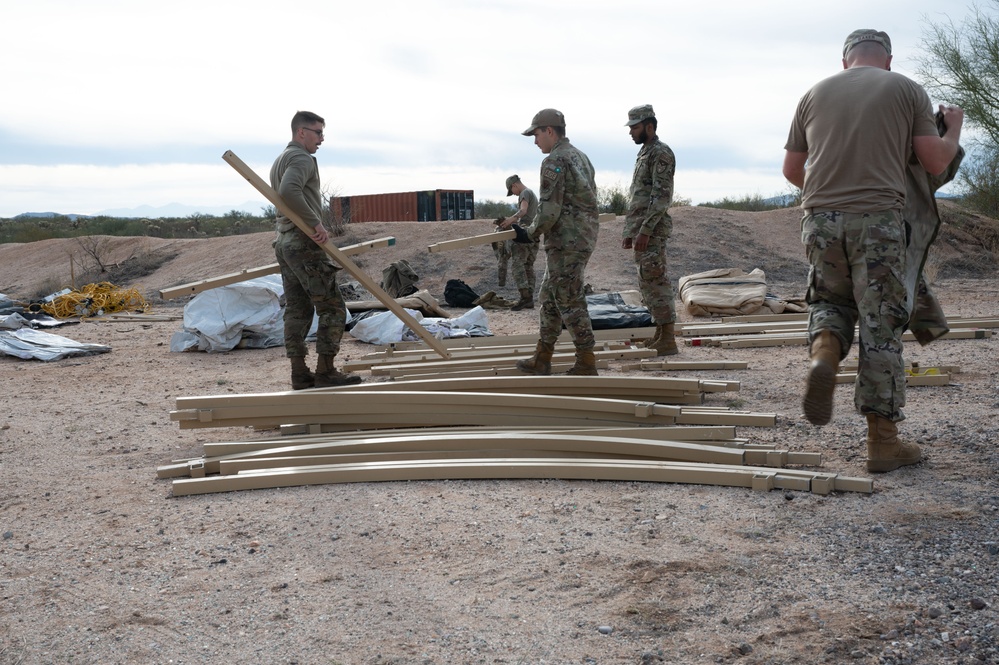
[302,127,325,139]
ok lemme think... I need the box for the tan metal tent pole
[159,236,396,300]
[222,150,450,359]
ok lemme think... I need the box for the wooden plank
[194,425,743,456]
[169,432,757,478]
[158,236,396,299]
[835,372,952,386]
[426,214,618,253]
[170,457,872,496]
[369,346,655,376]
[621,360,750,371]
[428,229,516,253]
[222,150,451,359]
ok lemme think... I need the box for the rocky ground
[1,205,997,664]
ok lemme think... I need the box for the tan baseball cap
[625,104,655,126]
[505,175,521,196]
[522,108,565,136]
[843,29,891,57]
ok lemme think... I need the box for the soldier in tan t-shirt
[782,29,963,472]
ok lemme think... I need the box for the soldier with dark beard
[622,104,678,356]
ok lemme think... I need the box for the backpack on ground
[444,279,479,308]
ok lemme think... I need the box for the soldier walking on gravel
[622,104,679,356]
[498,174,540,310]
[270,110,361,390]
[514,108,600,376]
[782,30,962,472]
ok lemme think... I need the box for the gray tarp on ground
[0,328,111,361]
[169,275,321,353]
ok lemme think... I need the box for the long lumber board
[426,214,617,253]
[370,346,656,376]
[161,431,761,478]
[222,150,450,358]
[197,425,746,456]
[171,390,685,430]
[158,236,396,299]
[305,375,740,397]
[170,457,871,496]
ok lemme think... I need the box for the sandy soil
[1,206,997,665]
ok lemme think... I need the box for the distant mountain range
[12,200,267,221]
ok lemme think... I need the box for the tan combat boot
[511,288,534,311]
[515,340,554,375]
[290,356,315,390]
[802,330,840,425]
[651,323,679,356]
[642,325,663,349]
[314,354,362,387]
[565,345,598,376]
[866,414,922,473]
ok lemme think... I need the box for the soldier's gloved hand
[511,224,532,244]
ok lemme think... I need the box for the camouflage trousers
[510,241,540,291]
[802,210,910,421]
[537,248,595,349]
[274,229,347,359]
[492,240,511,279]
[633,234,676,324]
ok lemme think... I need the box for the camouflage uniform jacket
[270,141,323,233]
[624,139,675,239]
[527,138,599,253]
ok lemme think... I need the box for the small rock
[736,642,752,655]
[928,607,944,619]
[597,625,613,635]
[970,598,988,610]
[2,531,12,540]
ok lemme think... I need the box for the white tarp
[0,328,111,361]
[169,276,321,353]
[348,306,492,345]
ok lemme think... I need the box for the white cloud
[0,0,980,217]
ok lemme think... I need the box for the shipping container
[330,190,474,223]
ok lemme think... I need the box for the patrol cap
[625,104,656,126]
[505,174,521,196]
[522,108,565,136]
[843,29,892,57]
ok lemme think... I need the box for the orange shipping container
[331,190,474,223]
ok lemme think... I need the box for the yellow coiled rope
[40,282,149,319]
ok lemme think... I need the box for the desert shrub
[475,199,517,219]
[700,190,801,211]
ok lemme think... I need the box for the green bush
[474,199,517,219]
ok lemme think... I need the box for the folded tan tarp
[679,268,768,317]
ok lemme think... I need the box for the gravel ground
[1,208,997,664]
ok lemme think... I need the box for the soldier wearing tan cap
[514,108,600,376]
[783,29,963,472]
[497,174,540,309]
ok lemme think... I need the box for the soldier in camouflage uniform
[270,110,361,390]
[783,30,962,472]
[622,104,678,356]
[498,174,540,310]
[514,109,600,376]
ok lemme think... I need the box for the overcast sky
[0,0,976,218]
